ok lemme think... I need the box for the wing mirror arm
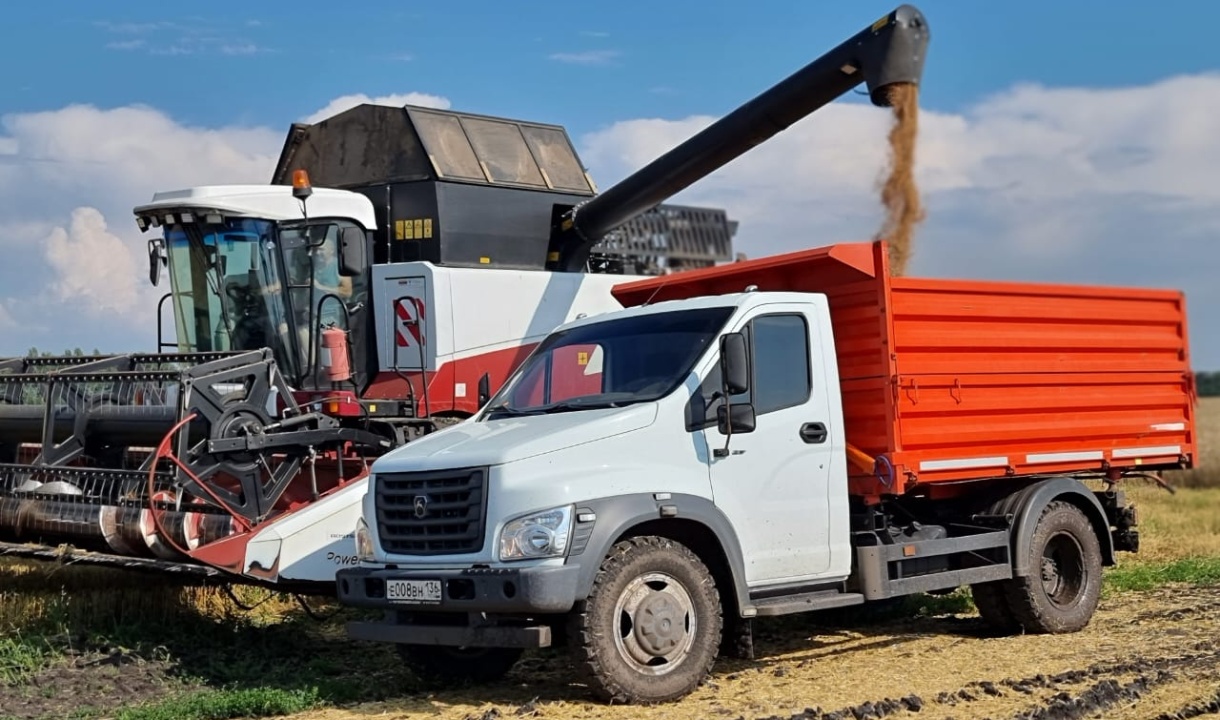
[148,237,168,287]
[714,331,755,458]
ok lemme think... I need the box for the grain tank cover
[271,103,597,269]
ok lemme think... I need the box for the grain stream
[875,82,925,277]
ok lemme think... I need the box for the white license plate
[386,578,443,604]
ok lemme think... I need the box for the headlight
[498,505,574,561]
[354,517,375,562]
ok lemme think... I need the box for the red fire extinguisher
[320,327,352,383]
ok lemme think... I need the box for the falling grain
[875,82,925,277]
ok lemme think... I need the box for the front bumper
[337,564,580,649]
[335,563,580,615]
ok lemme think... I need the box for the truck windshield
[484,306,734,418]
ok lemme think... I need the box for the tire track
[290,588,1220,720]
[747,641,1220,720]
[1152,688,1220,719]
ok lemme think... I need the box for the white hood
[372,403,659,472]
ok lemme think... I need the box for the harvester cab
[0,4,928,590]
[139,178,372,393]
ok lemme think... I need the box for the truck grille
[374,467,488,556]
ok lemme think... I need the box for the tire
[395,644,523,685]
[719,615,755,660]
[970,581,1019,632]
[568,536,723,704]
[1001,500,1103,634]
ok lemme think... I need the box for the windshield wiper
[483,404,544,419]
[483,392,650,420]
[539,395,641,414]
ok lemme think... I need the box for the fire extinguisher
[320,326,352,383]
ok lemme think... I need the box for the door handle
[799,422,828,444]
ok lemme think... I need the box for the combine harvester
[0,113,733,589]
[0,4,930,591]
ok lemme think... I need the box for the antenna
[641,272,675,306]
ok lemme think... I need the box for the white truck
[335,239,1190,703]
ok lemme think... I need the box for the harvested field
[293,584,1220,720]
[1165,395,1220,489]
[0,485,1215,720]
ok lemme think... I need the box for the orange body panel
[611,240,1197,498]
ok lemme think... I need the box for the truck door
[693,305,835,586]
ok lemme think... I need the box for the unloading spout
[546,4,930,272]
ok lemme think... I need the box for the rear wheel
[970,581,1019,632]
[1002,501,1103,634]
[568,536,723,704]
[395,644,523,685]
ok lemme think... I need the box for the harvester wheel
[568,535,722,704]
[394,644,523,685]
[1002,500,1103,634]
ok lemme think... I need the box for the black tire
[970,581,1020,632]
[719,615,755,660]
[568,536,723,704]
[1002,500,1103,634]
[395,644,523,685]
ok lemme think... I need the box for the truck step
[752,590,865,617]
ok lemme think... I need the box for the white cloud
[94,21,167,34]
[0,74,1217,370]
[301,92,451,124]
[44,207,141,315]
[219,43,262,56]
[548,50,620,66]
[105,39,145,51]
[96,18,270,56]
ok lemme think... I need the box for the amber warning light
[292,169,313,200]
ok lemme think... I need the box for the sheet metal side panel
[882,277,1195,486]
[827,280,890,461]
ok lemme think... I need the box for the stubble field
[1,398,1218,720]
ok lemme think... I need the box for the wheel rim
[1041,531,1087,607]
[612,571,698,676]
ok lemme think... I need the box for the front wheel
[395,644,523,685]
[568,536,723,704]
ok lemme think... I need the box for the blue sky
[1,1,1219,369]
[6,0,1219,136]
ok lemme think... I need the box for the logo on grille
[413,494,430,519]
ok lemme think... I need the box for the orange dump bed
[611,240,1197,498]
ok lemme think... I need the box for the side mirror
[477,372,491,409]
[717,403,756,435]
[147,237,167,287]
[338,226,368,277]
[720,332,750,395]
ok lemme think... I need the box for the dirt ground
[1,647,188,720]
[283,585,1220,720]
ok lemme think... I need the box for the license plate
[386,578,443,604]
